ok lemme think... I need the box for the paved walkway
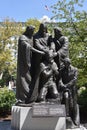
[0,121,11,130]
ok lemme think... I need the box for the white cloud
[39,15,56,23]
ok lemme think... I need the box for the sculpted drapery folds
[53,27,69,70]
[28,23,54,102]
[16,26,45,103]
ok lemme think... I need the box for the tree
[0,18,23,86]
[51,0,87,87]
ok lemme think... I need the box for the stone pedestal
[11,105,66,130]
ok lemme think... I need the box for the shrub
[78,88,87,108]
[78,88,87,121]
[0,87,16,114]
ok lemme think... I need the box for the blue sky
[0,0,87,22]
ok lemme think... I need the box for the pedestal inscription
[32,104,66,117]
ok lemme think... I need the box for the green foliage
[0,87,16,113]
[51,0,87,87]
[0,18,23,83]
[51,0,84,22]
[78,88,87,114]
[78,89,87,106]
[0,69,11,87]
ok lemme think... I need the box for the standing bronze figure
[16,26,44,104]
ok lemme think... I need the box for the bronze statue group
[16,23,80,128]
